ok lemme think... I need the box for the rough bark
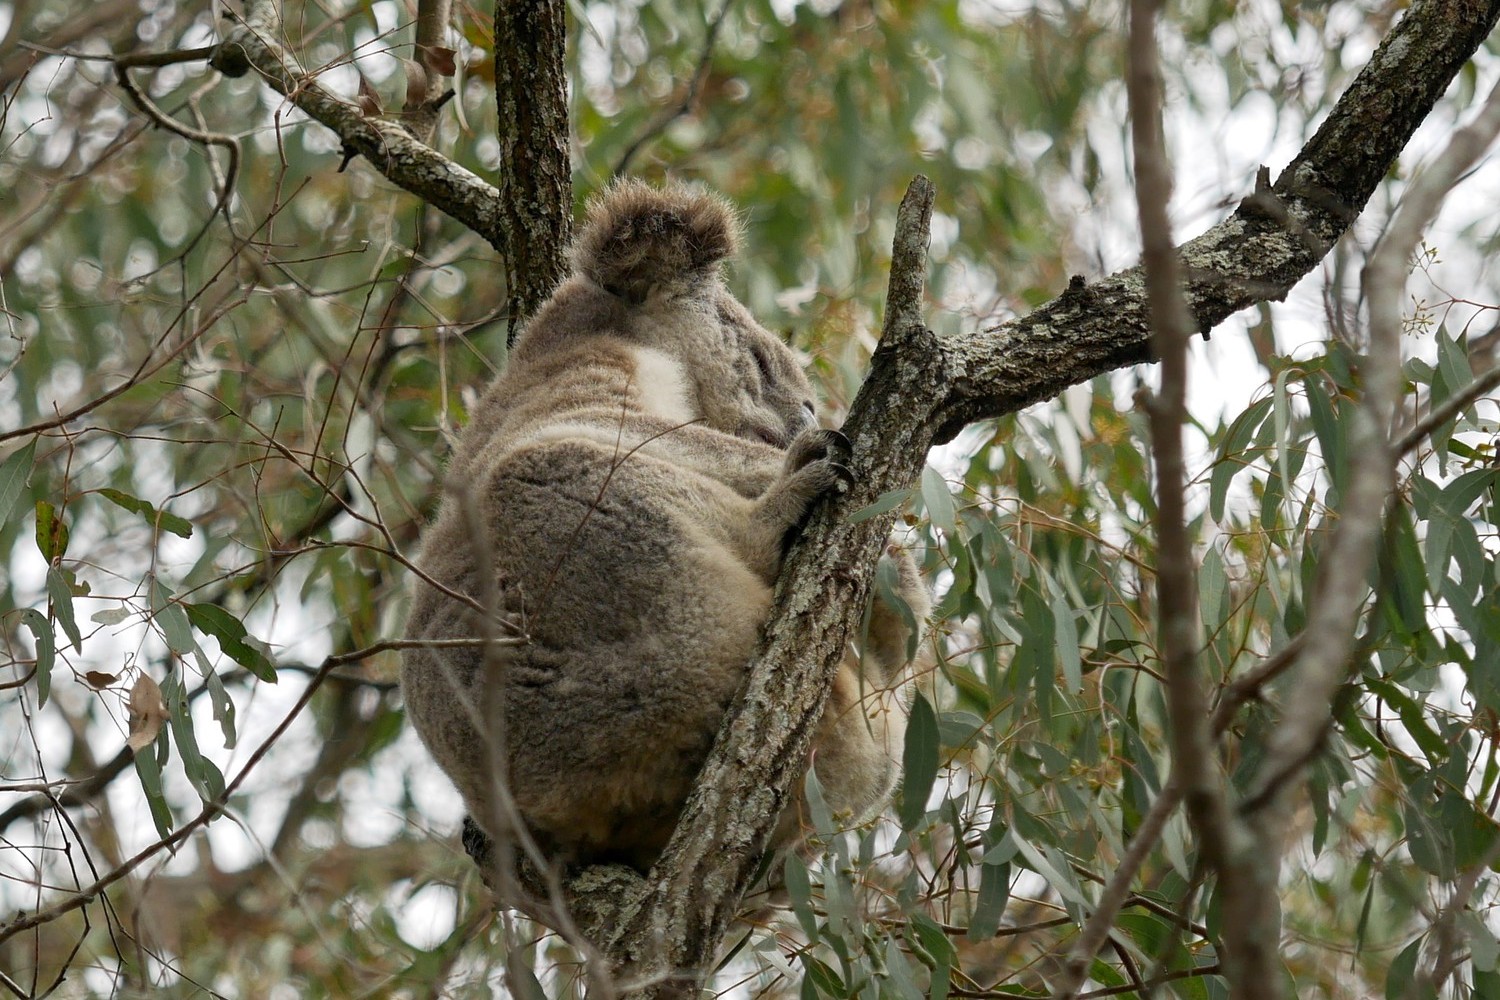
[493,0,573,340]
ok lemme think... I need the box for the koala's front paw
[784,427,853,481]
[461,815,497,890]
[755,428,854,536]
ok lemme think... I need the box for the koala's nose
[799,400,818,431]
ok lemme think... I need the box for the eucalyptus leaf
[0,438,37,525]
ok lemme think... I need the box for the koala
[400,179,930,873]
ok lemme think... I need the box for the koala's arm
[727,427,852,582]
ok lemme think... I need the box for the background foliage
[2,0,1500,996]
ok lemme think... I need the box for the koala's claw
[786,427,853,474]
[831,462,856,487]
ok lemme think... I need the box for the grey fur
[401,179,930,871]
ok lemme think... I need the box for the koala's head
[709,289,818,449]
[561,179,819,446]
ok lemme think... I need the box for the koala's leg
[769,658,909,855]
[765,544,930,856]
[859,544,932,684]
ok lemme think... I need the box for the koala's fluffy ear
[572,178,742,304]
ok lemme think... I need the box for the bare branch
[209,0,504,250]
[613,2,738,178]
[1233,61,1500,995]
[1116,2,1271,996]
[1123,0,1227,861]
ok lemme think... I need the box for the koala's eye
[749,344,774,383]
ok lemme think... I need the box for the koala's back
[404,416,775,865]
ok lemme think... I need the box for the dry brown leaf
[356,73,383,117]
[127,673,167,752]
[401,59,429,109]
[84,670,117,689]
[417,44,456,77]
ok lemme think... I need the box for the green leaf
[1304,374,1342,498]
[46,566,82,652]
[504,948,548,1000]
[1272,368,1293,495]
[164,674,226,803]
[1404,796,1453,879]
[980,826,1019,865]
[98,488,193,538]
[91,607,131,625]
[150,579,196,656]
[802,762,835,837]
[1385,935,1427,1000]
[1217,394,1273,461]
[782,854,820,942]
[848,487,913,524]
[1050,585,1081,694]
[883,937,924,1000]
[1259,467,1284,531]
[800,955,845,999]
[196,650,238,748]
[1366,680,1447,763]
[1012,835,1091,911]
[899,692,940,829]
[185,602,276,681]
[0,438,38,525]
[967,860,1010,941]
[133,732,175,840]
[921,465,958,538]
[1460,909,1499,972]
[1439,468,1500,517]
[1209,455,1240,524]
[20,609,54,706]
[908,911,956,968]
[34,500,68,563]
[1198,545,1227,634]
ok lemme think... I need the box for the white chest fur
[628,346,698,426]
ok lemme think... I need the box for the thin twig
[18,40,217,66]
[1394,361,1500,455]
[0,650,345,946]
[112,58,240,252]
[613,0,738,177]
